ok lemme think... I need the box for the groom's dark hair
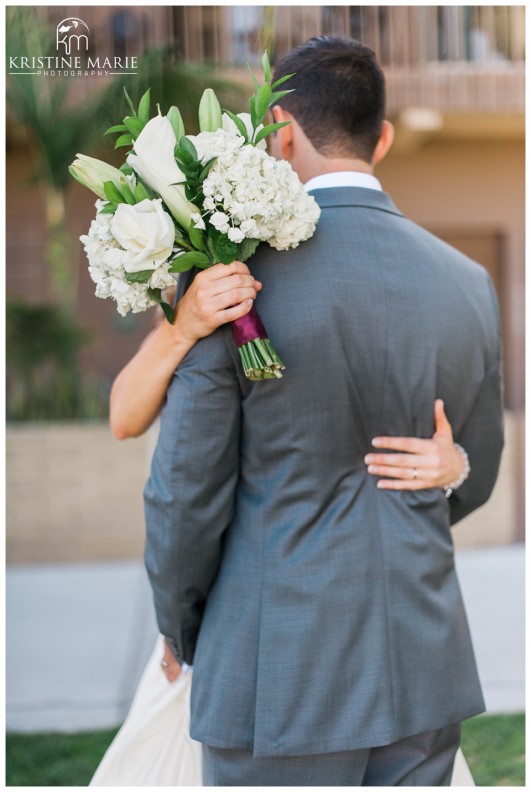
[272,36,385,163]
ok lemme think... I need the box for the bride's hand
[364,400,463,490]
[174,261,262,343]
[161,639,182,683]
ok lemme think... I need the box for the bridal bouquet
[70,54,320,380]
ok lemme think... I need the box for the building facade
[6,6,525,543]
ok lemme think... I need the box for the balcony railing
[34,5,525,114]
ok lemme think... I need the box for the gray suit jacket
[144,187,504,758]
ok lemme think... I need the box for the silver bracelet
[444,443,470,498]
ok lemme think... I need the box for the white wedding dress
[90,634,475,786]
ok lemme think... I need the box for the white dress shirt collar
[304,171,382,193]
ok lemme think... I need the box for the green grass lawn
[6,713,525,786]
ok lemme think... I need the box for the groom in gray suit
[144,37,503,785]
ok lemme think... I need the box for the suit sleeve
[450,277,505,525]
[144,324,242,665]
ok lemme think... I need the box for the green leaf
[256,84,272,120]
[223,110,248,141]
[103,180,124,205]
[167,106,185,142]
[120,179,136,205]
[270,88,295,105]
[134,181,154,202]
[119,163,134,175]
[104,124,128,136]
[172,160,195,178]
[188,222,207,252]
[254,120,291,144]
[123,116,145,138]
[199,158,216,182]
[124,269,154,283]
[249,95,258,128]
[175,145,193,165]
[98,203,117,215]
[180,136,198,162]
[138,88,151,125]
[238,237,260,262]
[214,233,239,265]
[147,288,175,323]
[246,62,260,91]
[115,133,133,149]
[261,52,271,83]
[169,251,211,272]
[271,72,296,89]
[123,87,137,117]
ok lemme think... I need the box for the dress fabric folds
[90,635,202,786]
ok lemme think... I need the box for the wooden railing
[171,6,525,66]
[34,6,525,113]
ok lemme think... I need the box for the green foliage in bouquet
[103,53,294,273]
[71,52,319,382]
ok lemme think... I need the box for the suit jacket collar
[309,186,403,218]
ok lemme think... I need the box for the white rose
[127,115,198,229]
[111,199,175,273]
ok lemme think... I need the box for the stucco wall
[378,139,525,411]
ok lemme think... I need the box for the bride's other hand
[161,639,182,683]
[174,261,262,343]
[364,399,464,490]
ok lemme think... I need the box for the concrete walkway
[6,545,524,733]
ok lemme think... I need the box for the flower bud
[167,106,185,143]
[198,89,222,133]
[69,154,124,200]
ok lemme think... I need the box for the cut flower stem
[238,338,285,381]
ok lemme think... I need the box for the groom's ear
[271,105,295,160]
[372,120,395,166]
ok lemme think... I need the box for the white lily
[127,115,198,230]
[69,154,125,200]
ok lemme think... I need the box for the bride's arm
[365,399,467,492]
[110,261,261,439]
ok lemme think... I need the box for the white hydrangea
[187,112,267,166]
[201,143,321,251]
[80,200,176,316]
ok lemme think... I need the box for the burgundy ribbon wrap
[230,305,268,347]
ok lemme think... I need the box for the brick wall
[7,422,151,564]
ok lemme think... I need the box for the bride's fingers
[215,299,254,323]
[376,477,435,490]
[210,273,262,297]
[207,260,249,279]
[211,287,259,313]
[364,452,436,469]
[434,399,453,438]
[371,436,436,454]
[367,464,438,480]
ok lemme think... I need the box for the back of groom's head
[273,36,385,164]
